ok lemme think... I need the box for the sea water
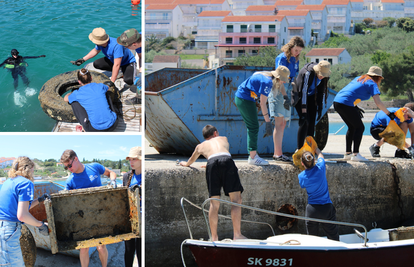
[0,0,141,132]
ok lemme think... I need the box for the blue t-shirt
[95,37,136,66]
[129,173,142,187]
[275,52,299,79]
[68,83,117,130]
[65,163,105,190]
[298,158,332,205]
[235,74,273,102]
[0,176,34,222]
[334,77,381,107]
[136,47,141,54]
[371,107,413,128]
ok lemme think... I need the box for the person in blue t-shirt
[268,36,304,162]
[71,27,136,85]
[334,66,393,161]
[235,66,290,165]
[60,149,117,267]
[117,28,142,105]
[0,157,49,267]
[64,68,118,132]
[298,148,339,241]
[369,103,414,158]
[122,146,142,267]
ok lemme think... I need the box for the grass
[179,54,206,60]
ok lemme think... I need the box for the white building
[296,5,329,42]
[305,48,352,65]
[196,11,233,49]
[145,4,184,38]
[277,10,313,46]
[322,0,352,35]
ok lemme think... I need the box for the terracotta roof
[145,0,175,4]
[288,26,304,29]
[246,5,275,11]
[306,48,346,56]
[174,0,226,4]
[296,5,326,10]
[146,4,178,10]
[277,10,309,16]
[275,1,303,6]
[349,0,363,2]
[198,11,232,17]
[153,55,180,63]
[381,0,404,3]
[222,15,285,22]
[322,0,350,5]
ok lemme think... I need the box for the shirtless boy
[180,124,246,241]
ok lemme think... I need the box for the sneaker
[395,149,412,159]
[273,155,292,162]
[343,154,352,160]
[369,144,381,157]
[125,96,141,105]
[351,153,369,161]
[248,155,269,166]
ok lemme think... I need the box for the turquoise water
[0,0,141,132]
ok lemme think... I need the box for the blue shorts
[268,82,292,121]
[0,221,24,267]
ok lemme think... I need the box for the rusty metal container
[44,186,140,254]
[145,65,336,156]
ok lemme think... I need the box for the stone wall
[145,160,414,266]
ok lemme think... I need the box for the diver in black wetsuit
[0,49,46,90]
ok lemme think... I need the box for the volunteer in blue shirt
[60,149,117,267]
[122,146,142,267]
[71,27,136,85]
[117,28,142,105]
[0,157,49,267]
[369,103,414,158]
[64,68,118,132]
[268,36,304,162]
[235,66,290,166]
[334,66,392,161]
[298,148,339,241]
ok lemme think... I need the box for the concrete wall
[358,100,409,110]
[145,160,414,266]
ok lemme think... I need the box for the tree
[354,23,364,34]
[371,50,391,64]
[146,34,162,52]
[233,46,280,67]
[363,18,374,27]
[383,17,396,27]
[396,17,414,32]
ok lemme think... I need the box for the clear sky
[0,134,142,161]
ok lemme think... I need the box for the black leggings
[295,94,317,149]
[10,67,29,89]
[93,57,135,85]
[334,102,364,153]
[124,238,141,267]
[305,203,339,241]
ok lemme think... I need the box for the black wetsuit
[0,55,43,89]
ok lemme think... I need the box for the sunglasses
[64,158,75,170]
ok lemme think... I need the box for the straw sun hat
[89,27,109,45]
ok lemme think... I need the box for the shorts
[205,155,244,197]
[268,82,292,121]
[370,126,386,140]
[0,221,24,267]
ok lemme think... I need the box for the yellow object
[250,91,257,99]
[353,99,361,106]
[293,136,318,170]
[379,120,406,150]
[395,107,406,122]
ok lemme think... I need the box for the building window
[240,37,247,44]
[238,50,245,57]
[226,62,234,65]
[253,37,261,44]
[315,58,319,63]
[252,50,258,56]
[227,25,233,33]
[284,27,286,32]
[241,25,248,33]
[268,37,275,44]
[226,50,232,58]
[226,37,232,44]
[269,25,275,33]
[255,25,262,33]
[328,58,333,64]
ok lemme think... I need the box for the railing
[180,197,369,246]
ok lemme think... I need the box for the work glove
[40,55,46,57]
[37,222,49,236]
[356,106,365,118]
[37,193,50,203]
[103,81,115,88]
[108,180,117,189]
[283,95,290,111]
[70,58,85,66]
[388,112,396,120]
[263,121,273,138]
[409,145,414,156]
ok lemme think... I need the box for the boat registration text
[247,258,293,266]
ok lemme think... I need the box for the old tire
[38,70,120,122]
[20,224,36,267]
[315,112,329,151]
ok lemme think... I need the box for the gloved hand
[37,193,50,203]
[388,112,396,120]
[104,81,115,88]
[283,95,290,110]
[263,121,273,137]
[70,58,85,66]
[129,184,139,193]
[356,106,365,118]
[108,180,117,189]
[40,55,46,57]
[37,222,49,236]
